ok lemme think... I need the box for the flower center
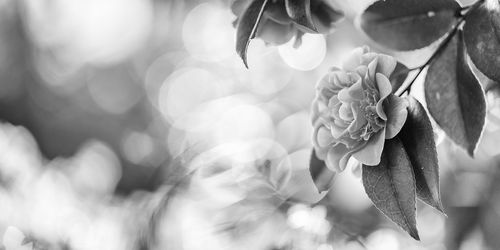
[357,88,384,140]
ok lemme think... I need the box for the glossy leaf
[309,149,336,193]
[390,62,411,93]
[236,0,269,68]
[400,96,444,212]
[464,3,500,83]
[425,30,486,156]
[310,0,344,33]
[285,0,316,32]
[362,138,419,240]
[359,0,460,50]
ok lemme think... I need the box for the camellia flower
[312,47,409,173]
[231,0,344,46]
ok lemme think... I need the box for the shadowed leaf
[362,138,419,240]
[390,62,410,93]
[359,0,460,50]
[425,30,486,156]
[309,149,336,193]
[236,0,269,68]
[311,0,344,33]
[285,0,316,32]
[464,3,500,83]
[400,96,444,212]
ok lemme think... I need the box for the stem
[395,0,484,97]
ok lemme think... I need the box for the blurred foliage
[0,0,496,250]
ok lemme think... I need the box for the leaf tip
[238,51,249,69]
[301,22,318,33]
[410,230,420,241]
[435,201,446,215]
[467,145,476,158]
[242,58,249,69]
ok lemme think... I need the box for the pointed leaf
[285,0,316,32]
[362,137,419,240]
[359,0,460,50]
[425,30,486,156]
[236,0,269,68]
[309,149,336,193]
[400,96,444,212]
[464,3,500,83]
[390,62,410,93]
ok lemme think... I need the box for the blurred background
[0,0,498,249]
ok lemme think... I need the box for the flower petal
[355,65,368,77]
[314,124,334,147]
[352,128,385,166]
[376,73,392,100]
[384,95,409,139]
[367,58,378,81]
[361,52,378,67]
[375,54,397,76]
[338,80,362,102]
[348,103,367,133]
[311,99,320,123]
[375,73,392,120]
[349,77,365,98]
[339,103,353,121]
[330,123,347,139]
[343,46,369,72]
[325,144,352,172]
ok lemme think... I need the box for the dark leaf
[390,62,410,93]
[311,0,343,33]
[264,0,291,24]
[425,30,486,156]
[285,0,316,32]
[468,55,500,92]
[359,0,460,50]
[400,96,444,212]
[464,3,500,83]
[236,0,269,68]
[362,138,419,240]
[256,17,295,45]
[309,149,336,193]
[231,0,249,17]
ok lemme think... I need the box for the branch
[395,0,484,97]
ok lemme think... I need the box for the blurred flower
[312,47,408,172]
[231,0,343,46]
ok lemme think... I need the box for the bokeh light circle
[23,0,153,66]
[182,3,235,62]
[158,67,224,126]
[278,34,326,71]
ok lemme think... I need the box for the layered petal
[325,144,352,172]
[315,124,334,147]
[384,95,409,139]
[352,128,385,166]
[312,46,408,173]
[343,46,369,72]
[375,54,397,76]
[375,73,392,120]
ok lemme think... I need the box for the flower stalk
[394,0,485,97]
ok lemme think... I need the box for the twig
[394,0,484,97]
